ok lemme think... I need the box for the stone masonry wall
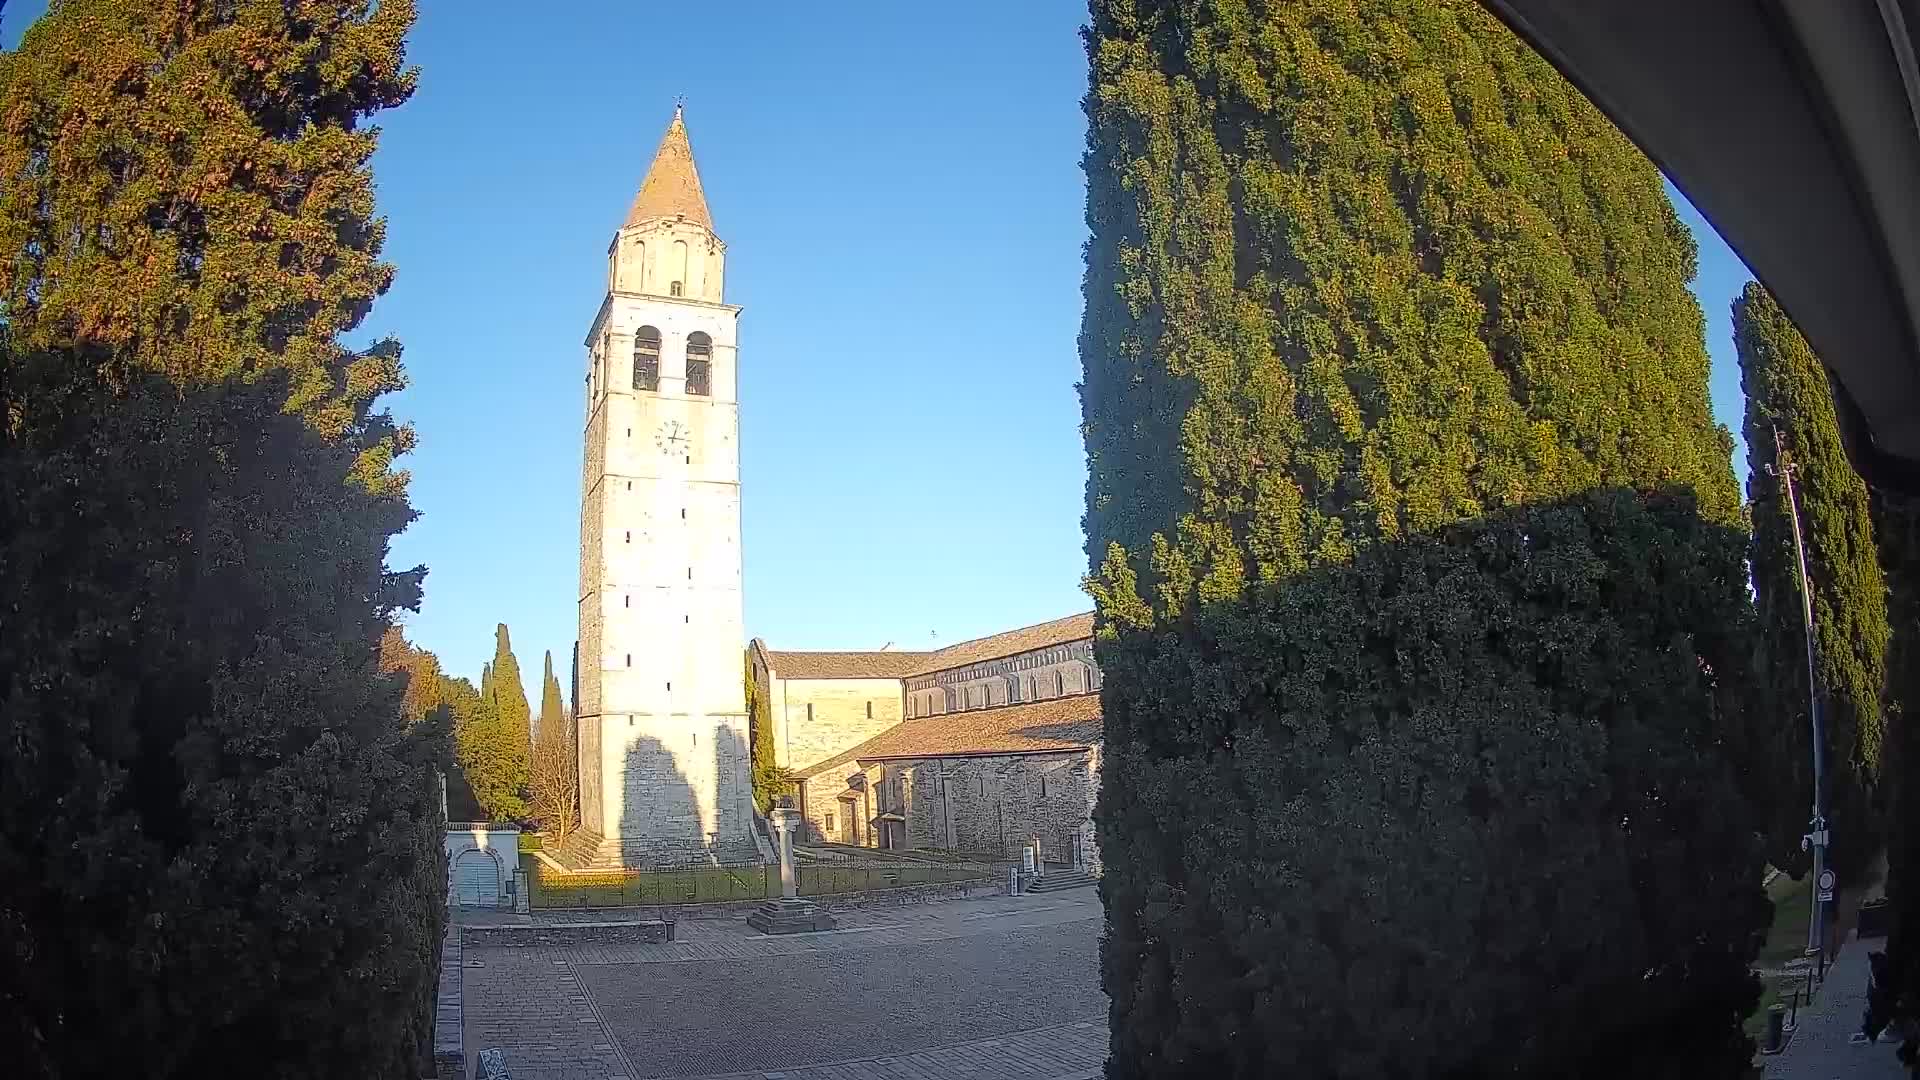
[803,750,1099,867]
[775,677,904,772]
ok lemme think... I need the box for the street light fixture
[1766,426,1830,966]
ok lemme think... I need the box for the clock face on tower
[655,420,688,455]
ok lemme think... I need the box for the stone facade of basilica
[752,613,1103,871]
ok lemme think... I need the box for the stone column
[747,799,835,934]
[771,805,799,899]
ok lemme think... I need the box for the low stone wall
[433,924,463,1079]
[462,919,674,949]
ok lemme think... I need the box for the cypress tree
[746,651,783,813]
[1868,492,1920,1050]
[0,0,417,443]
[1080,1,1763,1074]
[490,623,533,756]
[539,650,565,741]
[1735,282,1890,882]
[441,675,526,822]
[0,2,439,1075]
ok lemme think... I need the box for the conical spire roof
[624,105,712,231]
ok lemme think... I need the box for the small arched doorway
[452,848,502,907]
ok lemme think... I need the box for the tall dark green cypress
[1080,2,1764,1074]
[1735,282,1890,882]
[0,3,441,1075]
[1871,491,1920,1054]
[538,650,565,742]
[490,624,532,756]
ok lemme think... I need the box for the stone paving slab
[461,891,1106,1080]
[684,1020,1105,1080]
[1761,934,1906,1079]
[581,923,1103,1078]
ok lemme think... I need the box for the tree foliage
[441,675,526,823]
[0,1,439,1075]
[379,626,446,727]
[1869,491,1920,1062]
[1090,492,1766,1077]
[1735,281,1889,880]
[746,651,787,814]
[0,0,418,443]
[0,356,447,1078]
[530,651,578,841]
[489,625,531,741]
[1079,1,1763,1073]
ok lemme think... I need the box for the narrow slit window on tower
[633,326,661,391]
[624,595,629,608]
[680,508,686,519]
[866,701,873,719]
[670,280,683,297]
[1055,671,1065,696]
[625,531,631,543]
[685,332,712,396]
[625,654,631,667]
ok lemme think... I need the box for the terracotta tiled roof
[625,106,712,230]
[757,611,1094,683]
[795,693,1102,779]
[911,612,1095,675]
[763,651,931,680]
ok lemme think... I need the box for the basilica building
[751,613,1103,871]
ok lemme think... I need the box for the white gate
[453,849,501,907]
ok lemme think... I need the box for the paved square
[463,891,1108,1080]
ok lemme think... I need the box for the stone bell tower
[564,106,758,869]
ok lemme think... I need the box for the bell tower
[567,106,757,869]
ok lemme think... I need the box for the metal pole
[1772,428,1830,960]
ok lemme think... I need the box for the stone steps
[1025,869,1099,894]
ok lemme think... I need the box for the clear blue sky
[2,1,1760,705]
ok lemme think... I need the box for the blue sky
[2,2,1759,704]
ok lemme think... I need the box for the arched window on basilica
[633,326,661,391]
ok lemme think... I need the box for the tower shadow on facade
[615,734,707,868]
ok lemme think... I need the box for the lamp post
[1768,427,1830,962]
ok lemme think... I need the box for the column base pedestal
[746,896,836,935]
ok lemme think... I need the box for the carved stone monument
[746,801,836,934]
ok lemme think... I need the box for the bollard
[1764,1004,1787,1054]
[1789,988,1801,1030]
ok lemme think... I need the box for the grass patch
[1744,871,1820,1040]
[1758,872,1814,969]
[518,832,543,853]
[524,855,994,909]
